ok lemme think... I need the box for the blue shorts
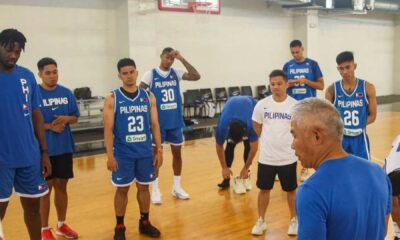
[342,132,370,160]
[112,155,156,186]
[0,164,49,202]
[161,128,184,145]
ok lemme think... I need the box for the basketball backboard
[158,0,220,14]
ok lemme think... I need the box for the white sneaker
[233,177,246,194]
[244,176,252,191]
[172,187,190,200]
[251,218,267,235]
[151,189,162,205]
[300,168,309,182]
[287,217,298,236]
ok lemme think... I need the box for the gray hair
[291,98,343,141]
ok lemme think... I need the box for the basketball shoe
[41,228,56,240]
[172,187,190,199]
[114,224,126,240]
[251,217,267,235]
[233,177,246,194]
[56,223,78,239]
[217,178,230,189]
[287,217,298,236]
[151,188,162,205]
[139,220,161,238]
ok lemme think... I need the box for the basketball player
[326,51,377,160]
[251,70,298,236]
[104,58,163,240]
[291,98,391,239]
[283,39,324,181]
[0,28,51,240]
[37,58,80,240]
[215,96,258,190]
[140,47,200,204]
[384,135,400,240]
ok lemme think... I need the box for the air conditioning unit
[267,0,312,6]
[334,0,374,11]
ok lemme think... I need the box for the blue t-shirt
[149,68,184,130]
[296,155,392,240]
[39,85,80,156]
[283,58,323,100]
[215,96,258,145]
[333,79,369,136]
[0,65,42,168]
[113,88,153,158]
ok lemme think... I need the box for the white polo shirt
[385,135,400,175]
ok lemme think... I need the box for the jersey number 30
[161,89,175,102]
[128,116,144,132]
[344,110,359,126]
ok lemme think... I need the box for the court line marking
[371,155,384,164]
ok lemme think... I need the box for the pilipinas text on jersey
[283,58,323,100]
[149,68,184,129]
[113,88,153,158]
[334,79,369,137]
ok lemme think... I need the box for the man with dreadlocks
[0,28,52,240]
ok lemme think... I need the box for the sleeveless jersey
[333,79,369,137]
[283,58,323,100]
[149,68,184,130]
[113,88,152,158]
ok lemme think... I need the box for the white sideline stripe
[371,155,384,164]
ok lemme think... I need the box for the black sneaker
[114,224,126,240]
[139,220,161,238]
[217,178,230,189]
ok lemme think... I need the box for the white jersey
[252,95,297,166]
[385,135,400,174]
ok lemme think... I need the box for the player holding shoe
[214,96,259,190]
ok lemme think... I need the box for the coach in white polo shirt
[251,69,298,237]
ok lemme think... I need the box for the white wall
[0,4,118,96]
[0,1,398,97]
[317,13,395,96]
[128,0,293,93]
[395,15,400,94]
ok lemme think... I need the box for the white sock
[152,178,159,192]
[394,222,400,235]
[57,221,65,228]
[173,176,181,189]
[41,226,50,231]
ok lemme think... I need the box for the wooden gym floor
[3,107,400,240]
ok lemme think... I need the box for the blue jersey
[283,58,323,100]
[39,85,80,156]
[296,155,391,240]
[333,79,369,137]
[149,68,184,130]
[113,88,153,158]
[0,65,42,168]
[215,96,258,145]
